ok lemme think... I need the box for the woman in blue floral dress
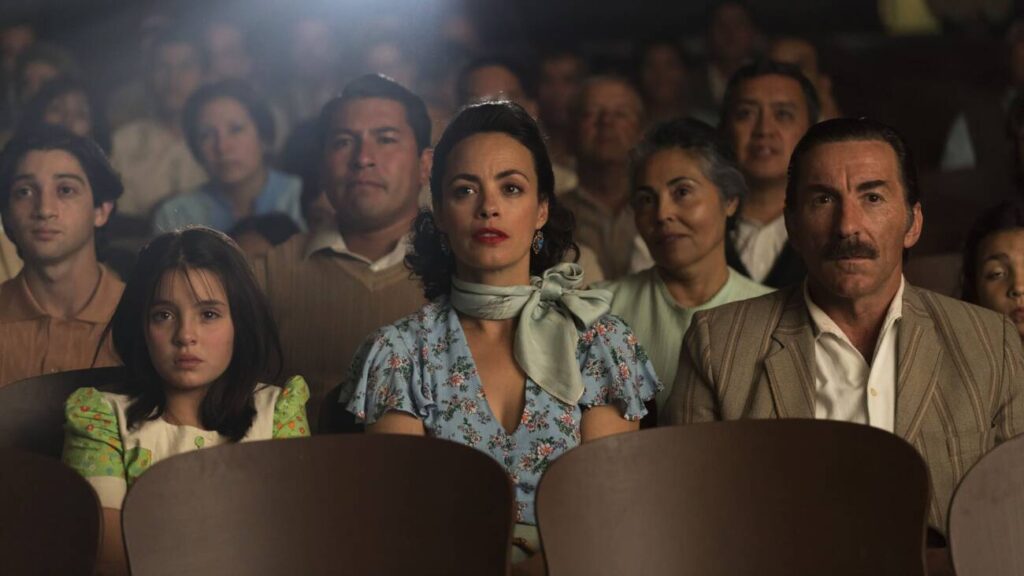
[341,101,660,574]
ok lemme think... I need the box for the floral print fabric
[342,300,660,524]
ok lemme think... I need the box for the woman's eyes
[201,309,222,320]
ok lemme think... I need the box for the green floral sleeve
[273,376,311,438]
[63,387,125,480]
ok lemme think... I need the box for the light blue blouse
[341,300,660,524]
[152,169,305,233]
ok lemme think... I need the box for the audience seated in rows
[598,118,771,409]
[723,60,818,288]
[341,100,659,575]
[62,226,310,576]
[0,126,123,387]
[153,80,304,234]
[252,74,429,424]
[666,117,1024,540]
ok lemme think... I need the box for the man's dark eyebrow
[54,173,87,185]
[856,179,888,192]
[804,183,839,194]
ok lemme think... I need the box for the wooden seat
[948,433,1024,576]
[122,434,514,576]
[0,366,127,458]
[0,448,101,576]
[536,419,930,576]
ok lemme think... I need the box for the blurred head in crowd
[456,57,537,117]
[631,118,745,279]
[722,60,818,190]
[202,20,255,83]
[1,22,35,76]
[318,74,431,236]
[148,28,204,120]
[289,16,337,81]
[636,40,689,122]
[573,76,645,170]
[183,80,275,194]
[14,43,76,103]
[230,212,301,258]
[360,35,418,89]
[537,50,586,133]
[785,118,922,305]
[0,125,122,266]
[409,101,576,299]
[768,37,839,120]
[18,77,112,154]
[707,1,759,72]
[962,200,1024,340]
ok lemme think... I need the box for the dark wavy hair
[962,200,1024,303]
[407,101,578,300]
[110,227,283,441]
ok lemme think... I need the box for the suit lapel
[894,286,944,443]
[764,288,817,419]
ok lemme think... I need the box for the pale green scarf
[449,263,612,405]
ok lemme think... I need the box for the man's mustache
[823,238,879,260]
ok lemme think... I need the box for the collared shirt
[731,215,788,283]
[153,169,305,234]
[302,229,410,272]
[803,278,905,432]
[560,187,641,280]
[0,265,124,387]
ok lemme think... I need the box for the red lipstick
[472,227,509,245]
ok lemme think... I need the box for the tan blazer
[664,284,1024,534]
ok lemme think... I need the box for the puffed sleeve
[577,315,661,421]
[273,376,311,439]
[62,387,127,510]
[340,325,434,425]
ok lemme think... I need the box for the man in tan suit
[665,118,1024,540]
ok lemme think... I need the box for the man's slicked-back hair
[317,73,431,154]
[0,124,123,212]
[785,117,921,210]
[721,59,821,128]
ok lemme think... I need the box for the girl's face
[197,96,265,188]
[146,267,235,394]
[975,228,1024,340]
[632,148,737,275]
[434,132,548,286]
[43,90,93,138]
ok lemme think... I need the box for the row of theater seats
[1,367,1022,575]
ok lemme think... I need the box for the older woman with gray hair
[597,118,772,410]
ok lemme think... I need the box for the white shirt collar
[803,276,905,358]
[303,229,410,272]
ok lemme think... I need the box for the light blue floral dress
[341,299,661,525]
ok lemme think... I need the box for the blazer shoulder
[694,285,795,324]
[910,286,1008,333]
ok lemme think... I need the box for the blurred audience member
[154,80,303,233]
[561,76,650,280]
[768,37,841,120]
[359,34,418,89]
[536,49,586,171]
[941,19,1024,172]
[63,227,309,576]
[202,19,255,83]
[599,118,771,409]
[253,74,430,425]
[110,28,207,220]
[636,39,692,125]
[456,57,537,114]
[1,22,36,130]
[722,60,819,288]
[691,1,761,117]
[17,77,112,153]
[13,42,76,105]
[106,12,174,129]
[273,16,343,132]
[962,200,1024,340]
[230,212,301,258]
[0,126,124,387]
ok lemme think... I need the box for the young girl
[63,226,309,575]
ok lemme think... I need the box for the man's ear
[419,148,434,187]
[903,202,923,249]
[93,201,114,228]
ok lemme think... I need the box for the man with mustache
[665,118,1024,565]
[721,60,819,288]
[0,126,124,386]
[253,74,430,427]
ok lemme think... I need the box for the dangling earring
[531,230,545,254]
[439,233,451,255]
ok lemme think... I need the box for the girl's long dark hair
[406,101,578,300]
[110,227,282,441]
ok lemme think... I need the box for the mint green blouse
[597,267,772,408]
